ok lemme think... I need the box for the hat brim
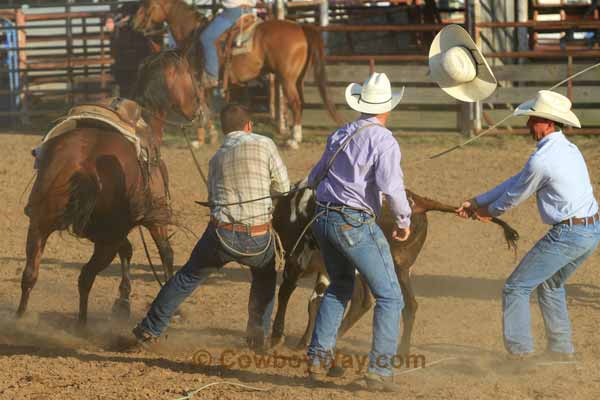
[513,99,581,128]
[345,83,405,114]
[429,25,497,102]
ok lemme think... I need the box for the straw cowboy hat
[513,90,581,128]
[429,24,497,102]
[345,72,405,114]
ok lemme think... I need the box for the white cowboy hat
[513,90,581,128]
[429,24,497,102]
[345,72,405,114]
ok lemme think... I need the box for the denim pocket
[334,222,364,247]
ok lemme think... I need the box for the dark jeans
[138,222,276,340]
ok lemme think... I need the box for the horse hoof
[190,140,201,149]
[112,299,131,320]
[286,139,300,150]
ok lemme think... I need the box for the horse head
[134,49,205,127]
[133,0,169,34]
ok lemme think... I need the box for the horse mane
[133,49,185,113]
[167,0,206,27]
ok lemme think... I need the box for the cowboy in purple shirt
[305,72,411,392]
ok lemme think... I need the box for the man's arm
[375,141,412,231]
[485,157,546,217]
[268,142,290,194]
[307,137,331,189]
[474,173,522,207]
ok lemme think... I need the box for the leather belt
[211,217,271,236]
[316,201,374,216]
[557,212,600,226]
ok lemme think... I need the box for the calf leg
[78,242,121,325]
[112,239,133,319]
[338,273,373,338]
[297,273,330,349]
[271,266,303,348]
[397,268,418,356]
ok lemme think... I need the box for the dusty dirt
[1,131,600,400]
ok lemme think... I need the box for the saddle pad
[41,98,148,157]
[232,18,261,56]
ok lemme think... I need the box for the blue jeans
[138,222,276,340]
[200,7,245,79]
[503,220,600,354]
[307,205,404,377]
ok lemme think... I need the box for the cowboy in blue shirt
[459,90,600,361]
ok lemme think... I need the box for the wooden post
[16,9,28,126]
[66,1,74,106]
[517,0,528,58]
[567,56,573,101]
[459,0,481,136]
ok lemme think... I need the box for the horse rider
[305,72,411,392]
[132,103,290,351]
[458,90,600,362]
[201,0,256,88]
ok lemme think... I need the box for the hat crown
[440,46,477,84]
[360,72,392,102]
[533,90,572,113]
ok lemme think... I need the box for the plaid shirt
[208,131,290,225]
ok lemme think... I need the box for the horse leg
[297,273,330,349]
[78,241,122,325]
[338,273,373,338]
[271,266,303,348]
[17,225,49,317]
[147,225,174,281]
[397,268,418,356]
[281,78,303,149]
[112,238,133,320]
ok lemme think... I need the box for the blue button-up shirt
[307,116,412,228]
[475,131,598,225]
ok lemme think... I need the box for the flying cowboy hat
[429,24,497,102]
[513,90,581,128]
[345,72,405,114]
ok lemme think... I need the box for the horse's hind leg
[78,241,121,325]
[281,78,303,148]
[17,225,49,317]
[397,268,418,356]
[338,273,373,338]
[112,238,133,319]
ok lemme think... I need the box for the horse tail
[61,169,100,237]
[302,25,343,125]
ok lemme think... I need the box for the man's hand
[457,199,477,219]
[392,226,411,242]
[457,199,492,222]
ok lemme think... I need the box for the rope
[272,228,286,271]
[182,127,209,187]
[173,381,269,400]
[138,226,165,288]
[428,61,600,160]
[393,357,457,376]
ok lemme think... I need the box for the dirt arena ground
[1,131,600,400]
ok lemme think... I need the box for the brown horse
[132,0,342,147]
[19,50,201,325]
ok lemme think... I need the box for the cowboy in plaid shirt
[133,104,290,351]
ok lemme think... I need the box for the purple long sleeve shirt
[307,116,412,228]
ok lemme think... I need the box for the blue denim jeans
[307,205,404,377]
[200,7,247,79]
[503,220,600,355]
[137,222,276,340]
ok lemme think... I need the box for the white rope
[173,381,269,400]
[393,357,458,376]
[428,61,600,160]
